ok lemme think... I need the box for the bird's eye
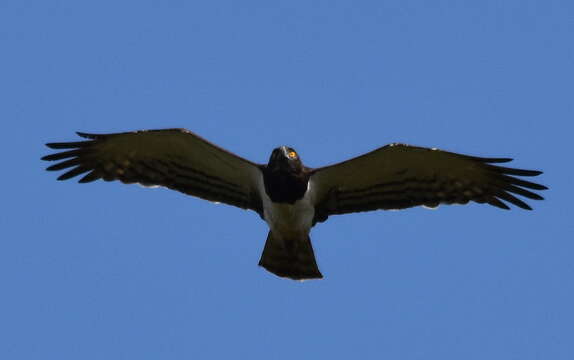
[288,151,297,158]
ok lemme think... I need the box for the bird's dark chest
[263,169,309,204]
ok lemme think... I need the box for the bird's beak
[279,146,290,158]
[269,146,291,171]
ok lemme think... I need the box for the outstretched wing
[311,143,547,218]
[42,129,263,214]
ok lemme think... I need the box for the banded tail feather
[258,232,323,280]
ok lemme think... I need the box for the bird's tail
[258,231,323,280]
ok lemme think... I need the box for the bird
[42,128,547,280]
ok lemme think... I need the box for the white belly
[261,180,315,240]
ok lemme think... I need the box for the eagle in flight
[43,129,547,280]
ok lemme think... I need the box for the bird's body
[43,128,548,280]
[259,146,321,278]
[260,190,320,279]
[262,186,315,241]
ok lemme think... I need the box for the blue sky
[2,0,573,359]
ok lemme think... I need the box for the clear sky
[2,1,573,359]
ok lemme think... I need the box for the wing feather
[311,143,546,218]
[43,128,263,214]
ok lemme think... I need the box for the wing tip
[519,203,533,211]
[76,131,101,139]
[488,197,511,210]
[45,142,62,149]
[470,156,513,163]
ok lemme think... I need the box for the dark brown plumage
[262,146,311,204]
[43,129,547,280]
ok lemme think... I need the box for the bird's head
[267,146,303,173]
